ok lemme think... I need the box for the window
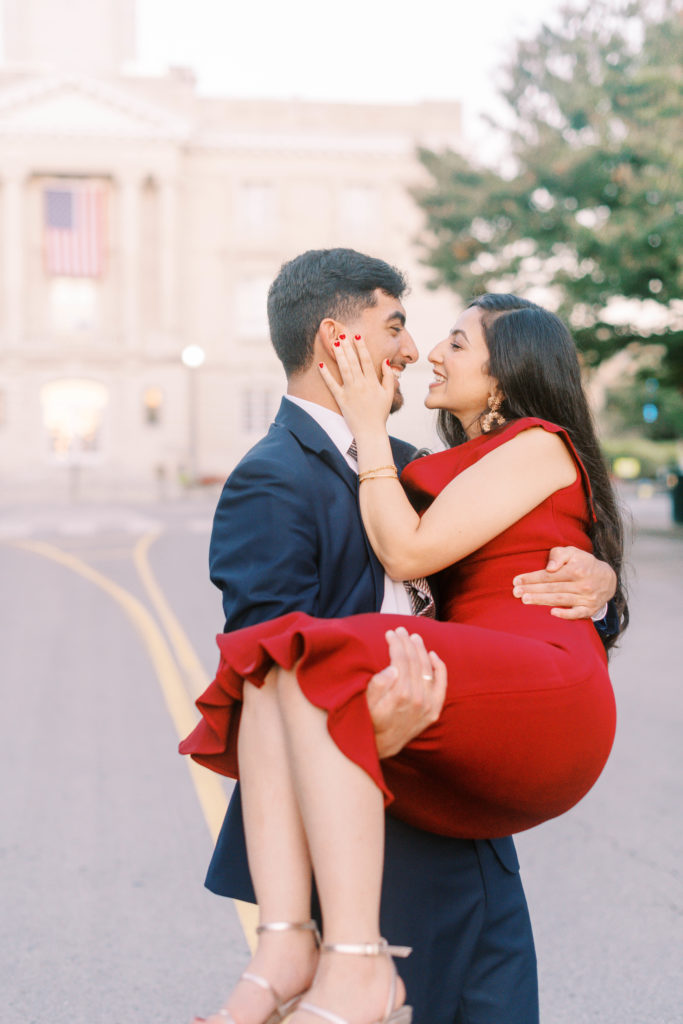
[143,387,163,425]
[49,278,98,333]
[235,276,271,338]
[242,389,274,435]
[339,185,380,237]
[40,378,108,459]
[238,183,277,236]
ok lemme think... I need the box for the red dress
[180,418,616,839]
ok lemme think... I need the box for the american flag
[44,183,105,277]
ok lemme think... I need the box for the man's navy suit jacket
[205,396,519,901]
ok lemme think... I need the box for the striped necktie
[347,440,435,618]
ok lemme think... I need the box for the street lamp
[181,344,205,484]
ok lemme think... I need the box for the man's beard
[390,384,404,414]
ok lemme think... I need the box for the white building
[0,0,462,498]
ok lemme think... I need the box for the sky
[136,0,569,138]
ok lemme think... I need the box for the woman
[180,295,627,1024]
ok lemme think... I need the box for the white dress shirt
[285,394,411,615]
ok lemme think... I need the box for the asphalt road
[0,500,248,1024]
[1,491,681,1024]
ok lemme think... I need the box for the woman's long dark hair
[437,293,628,650]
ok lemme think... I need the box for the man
[204,248,616,1024]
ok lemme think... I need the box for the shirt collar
[285,394,354,459]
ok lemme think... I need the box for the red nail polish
[386,359,391,366]
[354,334,361,340]
[339,334,346,340]
[334,341,340,347]
[319,362,324,368]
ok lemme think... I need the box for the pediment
[0,74,188,141]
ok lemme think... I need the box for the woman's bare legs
[275,667,405,1024]
[198,670,318,1024]
[198,664,404,1024]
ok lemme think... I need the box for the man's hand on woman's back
[512,545,616,620]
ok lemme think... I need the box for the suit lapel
[274,397,385,608]
[275,398,359,495]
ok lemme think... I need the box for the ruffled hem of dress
[178,611,393,805]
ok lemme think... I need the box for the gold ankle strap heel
[256,919,321,942]
[298,937,413,1024]
[216,920,321,1024]
[320,939,411,958]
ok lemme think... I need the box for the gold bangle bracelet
[358,467,398,483]
[357,464,396,476]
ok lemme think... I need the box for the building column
[119,174,141,349]
[3,172,24,348]
[159,177,178,336]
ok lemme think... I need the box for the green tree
[415,0,683,433]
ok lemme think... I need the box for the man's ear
[318,317,343,356]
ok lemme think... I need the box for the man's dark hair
[437,293,628,649]
[267,248,408,375]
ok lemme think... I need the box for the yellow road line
[76,547,140,560]
[133,530,259,944]
[133,531,211,699]
[10,538,258,949]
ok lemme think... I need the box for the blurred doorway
[41,379,108,496]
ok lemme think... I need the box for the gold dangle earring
[481,392,505,433]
